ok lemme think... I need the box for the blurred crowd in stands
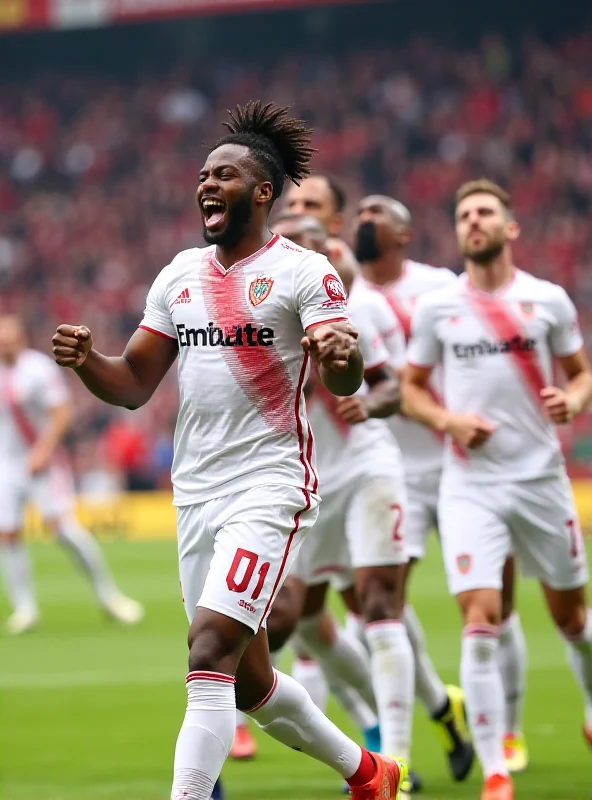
[1,30,592,488]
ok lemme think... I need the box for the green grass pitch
[1,537,590,800]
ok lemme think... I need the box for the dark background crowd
[1,0,591,488]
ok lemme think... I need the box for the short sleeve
[37,359,69,408]
[407,296,442,367]
[548,287,583,357]
[139,267,177,340]
[294,253,349,331]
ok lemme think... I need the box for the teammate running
[403,179,592,800]
[0,314,144,635]
[267,212,416,783]
[52,102,407,800]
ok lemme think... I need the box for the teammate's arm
[541,349,592,424]
[52,325,178,410]
[543,289,592,423]
[29,402,70,475]
[336,364,400,424]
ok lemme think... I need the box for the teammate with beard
[52,102,407,800]
[355,194,528,775]
[403,179,592,800]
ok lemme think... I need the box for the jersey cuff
[407,359,436,368]
[138,324,177,341]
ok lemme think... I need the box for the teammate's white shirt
[140,234,350,505]
[407,268,583,483]
[307,278,405,496]
[365,259,457,477]
[0,349,69,464]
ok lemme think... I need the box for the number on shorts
[391,503,403,541]
[567,519,581,558]
[226,548,271,600]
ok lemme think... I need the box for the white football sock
[403,604,448,715]
[248,669,363,779]
[235,709,248,728]
[498,612,527,735]
[461,625,507,778]
[345,611,369,651]
[297,614,377,711]
[365,620,415,761]
[171,672,236,800]
[565,609,592,725]
[53,514,118,605]
[291,657,329,712]
[0,538,38,615]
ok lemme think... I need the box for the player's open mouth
[201,197,227,229]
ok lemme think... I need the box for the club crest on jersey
[457,554,471,574]
[249,277,274,306]
[520,302,534,318]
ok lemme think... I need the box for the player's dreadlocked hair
[213,101,315,203]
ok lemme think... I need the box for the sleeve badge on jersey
[249,277,274,306]
[519,302,534,318]
[321,273,347,309]
[456,554,472,574]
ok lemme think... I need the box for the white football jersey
[364,260,458,476]
[140,234,350,505]
[308,280,404,496]
[0,349,69,463]
[407,268,583,483]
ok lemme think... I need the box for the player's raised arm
[52,325,178,410]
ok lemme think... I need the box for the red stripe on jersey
[201,252,295,436]
[3,378,37,445]
[259,490,311,627]
[138,324,177,341]
[295,353,318,493]
[465,291,546,408]
[383,291,412,342]
[186,671,236,684]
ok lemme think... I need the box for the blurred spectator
[2,30,592,484]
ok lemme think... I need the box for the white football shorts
[177,484,319,632]
[292,476,408,590]
[404,470,440,560]
[438,474,589,595]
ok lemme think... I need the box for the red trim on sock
[244,669,279,713]
[296,658,316,665]
[365,619,403,630]
[463,624,499,638]
[185,671,236,685]
[346,749,376,787]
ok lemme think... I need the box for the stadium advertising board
[24,482,592,542]
[0,0,389,32]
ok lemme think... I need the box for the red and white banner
[0,0,388,32]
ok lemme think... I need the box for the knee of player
[553,603,588,639]
[187,620,244,674]
[358,585,402,623]
[458,590,501,628]
[266,602,299,653]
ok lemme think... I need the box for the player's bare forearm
[319,347,364,397]
[365,369,401,418]
[74,350,151,410]
[567,371,592,417]
[401,380,450,431]
[34,404,70,457]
